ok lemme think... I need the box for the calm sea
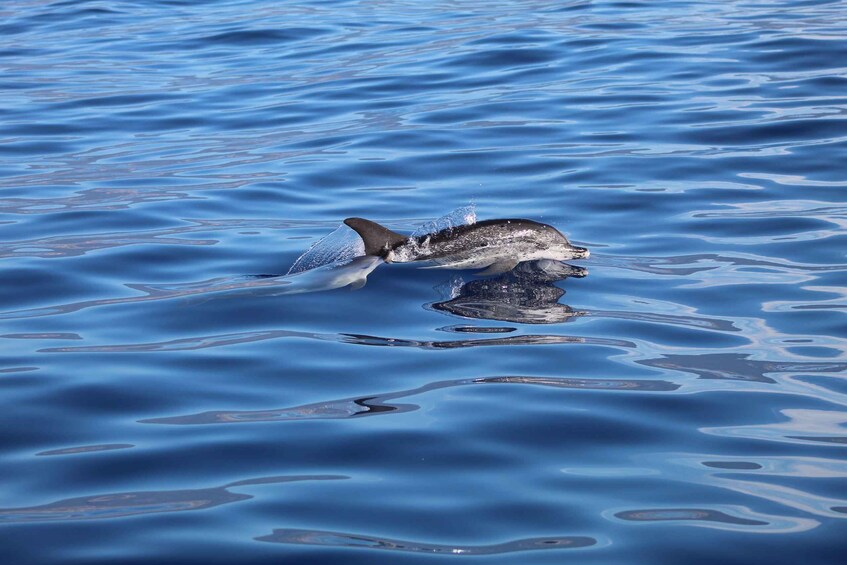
[1,1,845,563]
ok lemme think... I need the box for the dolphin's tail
[344,218,407,257]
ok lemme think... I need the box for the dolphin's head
[539,224,590,261]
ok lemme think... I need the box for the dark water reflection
[0,476,345,523]
[256,528,597,554]
[37,329,635,353]
[615,508,768,526]
[142,375,680,425]
[36,444,134,457]
[638,353,847,385]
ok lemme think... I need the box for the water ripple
[255,529,597,554]
[610,507,815,533]
[0,475,346,524]
[141,375,680,425]
[637,353,847,385]
[38,330,634,353]
[36,444,134,457]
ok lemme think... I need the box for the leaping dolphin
[344,217,589,275]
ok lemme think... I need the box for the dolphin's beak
[572,246,590,259]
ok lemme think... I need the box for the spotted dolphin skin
[344,217,589,275]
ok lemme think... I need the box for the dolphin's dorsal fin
[344,218,407,257]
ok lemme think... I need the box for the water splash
[411,204,476,238]
[287,224,365,275]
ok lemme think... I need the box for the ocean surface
[1,0,846,563]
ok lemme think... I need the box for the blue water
[1,0,846,562]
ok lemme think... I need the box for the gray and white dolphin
[344,217,589,275]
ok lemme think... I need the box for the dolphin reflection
[430,260,588,324]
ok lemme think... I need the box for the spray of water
[411,204,476,238]
[287,225,365,275]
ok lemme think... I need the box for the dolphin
[344,217,589,275]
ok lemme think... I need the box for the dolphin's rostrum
[344,217,589,275]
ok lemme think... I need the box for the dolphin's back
[425,219,548,246]
[415,219,552,260]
